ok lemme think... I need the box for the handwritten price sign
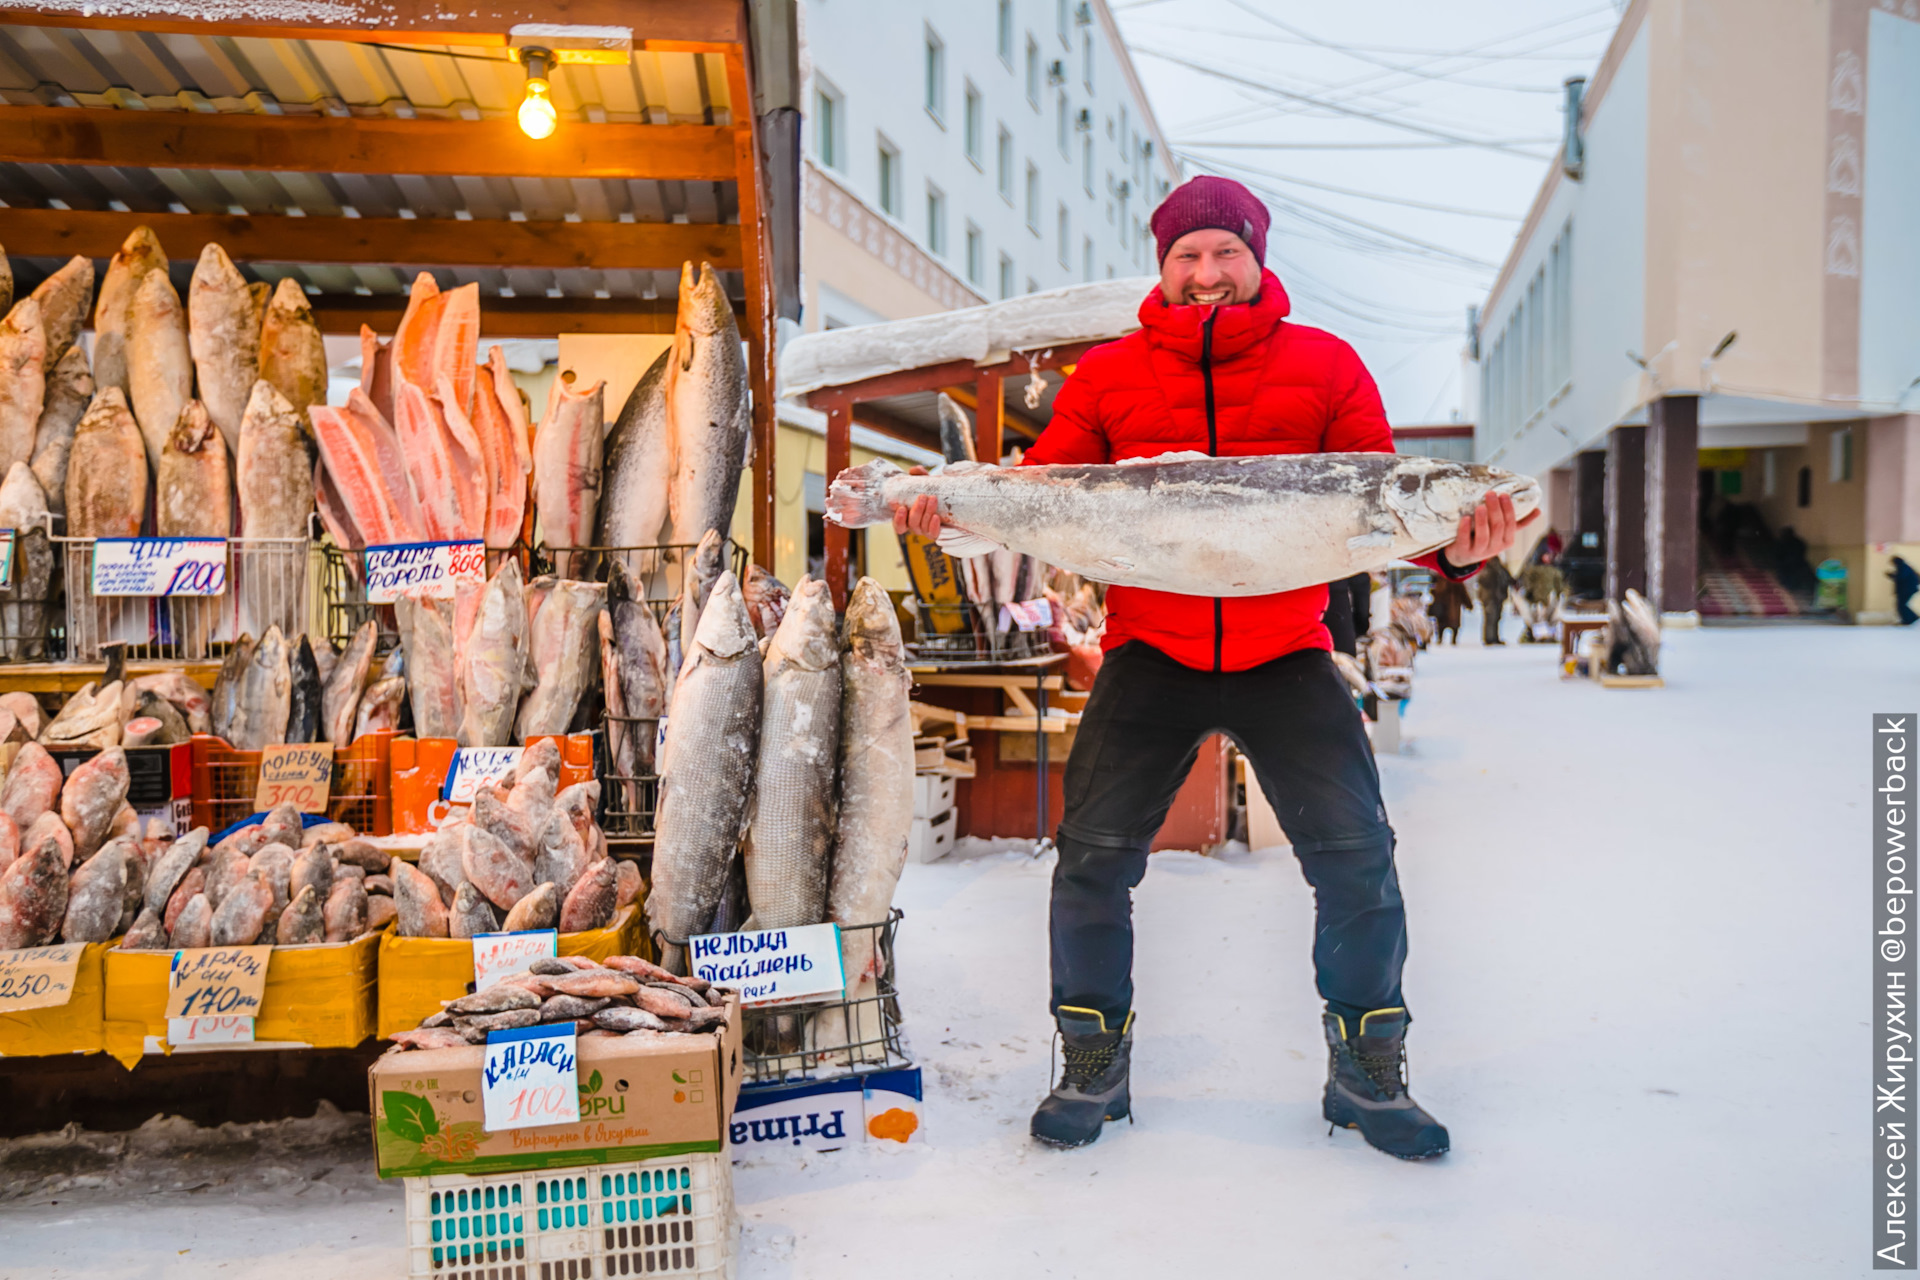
[255,742,335,813]
[165,945,271,1019]
[688,922,844,1006]
[0,943,84,1012]
[442,747,523,806]
[472,929,557,992]
[167,1015,255,1047]
[365,540,486,603]
[482,1023,579,1132]
[91,537,229,597]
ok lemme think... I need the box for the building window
[927,184,947,256]
[1057,204,1070,266]
[1550,223,1573,392]
[877,137,900,217]
[998,253,1015,300]
[1026,163,1041,233]
[1525,271,1544,418]
[1083,31,1094,91]
[966,223,984,286]
[964,83,982,167]
[998,0,1014,66]
[1831,426,1854,482]
[1082,137,1094,194]
[925,28,945,123]
[1026,37,1040,107]
[997,127,1014,203]
[1797,465,1812,508]
[1057,92,1070,157]
[1082,234,1094,282]
[814,81,843,170]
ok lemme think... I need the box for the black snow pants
[1049,640,1408,1027]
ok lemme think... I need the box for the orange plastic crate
[190,730,394,837]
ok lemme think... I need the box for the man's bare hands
[889,466,947,539]
[1445,492,1540,567]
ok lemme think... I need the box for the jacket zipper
[1202,312,1222,673]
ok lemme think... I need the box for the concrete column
[1645,394,1700,614]
[1574,450,1607,544]
[1865,414,1920,544]
[1547,466,1574,536]
[1606,425,1647,601]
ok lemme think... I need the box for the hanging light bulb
[518,48,557,140]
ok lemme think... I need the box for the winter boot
[1322,1008,1450,1160]
[1031,1007,1133,1149]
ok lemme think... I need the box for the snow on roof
[778,276,1157,398]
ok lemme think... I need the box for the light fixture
[518,47,557,140]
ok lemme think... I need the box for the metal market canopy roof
[0,2,755,333]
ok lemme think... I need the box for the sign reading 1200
[91,538,228,597]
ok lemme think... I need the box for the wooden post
[727,50,778,571]
[975,371,1004,464]
[824,397,853,610]
[1645,394,1699,615]
[1605,425,1648,602]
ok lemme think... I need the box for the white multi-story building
[797,0,1181,331]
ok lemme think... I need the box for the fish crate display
[528,540,747,605]
[189,729,394,836]
[905,601,1048,664]
[61,536,313,662]
[0,520,64,662]
[740,912,909,1086]
[401,1150,736,1280]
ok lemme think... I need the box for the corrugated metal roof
[0,27,740,306]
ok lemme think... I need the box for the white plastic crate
[908,809,957,864]
[911,774,955,820]
[403,1150,735,1280]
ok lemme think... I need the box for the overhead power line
[1179,151,1524,221]
[1179,137,1559,151]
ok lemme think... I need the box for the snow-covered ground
[0,620,1885,1277]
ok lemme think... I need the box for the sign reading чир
[254,742,335,813]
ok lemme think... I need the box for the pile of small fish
[117,805,396,949]
[389,738,639,937]
[0,743,159,945]
[646,572,915,1035]
[208,620,404,750]
[0,666,209,751]
[387,953,730,1051]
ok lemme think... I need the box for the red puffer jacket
[1023,269,1470,671]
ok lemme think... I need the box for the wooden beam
[975,371,1004,465]
[943,382,1041,441]
[823,399,853,611]
[0,107,738,182]
[0,1,744,44]
[0,207,742,272]
[727,47,777,576]
[306,295,729,337]
[849,403,942,457]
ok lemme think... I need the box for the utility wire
[1182,151,1525,220]
[1130,5,1613,61]
[1178,137,1560,150]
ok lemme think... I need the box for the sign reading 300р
[91,537,229,596]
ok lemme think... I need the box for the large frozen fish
[322,619,376,748]
[533,375,606,577]
[595,348,671,562]
[393,377,486,542]
[358,325,394,424]
[473,347,532,549]
[62,838,129,943]
[646,571,762,972]
[67,388,149,538]
[826,453,1542,597]
[237,379,313,539]
[212,634,253,743]
[26,255,93,369]
[92,226,168,398]
[0,838,67,949]
[515,578,604,741]
[258,278,328,422]
[457,560,528,748]
[355,675,406,738]
[287,634,322,744]
[61,745,130,863]
[188,243,262,454]
[0,297,45,481]
[398,597,460,739]
[675,528,728,665]
[607,561,667,774]
[0,741,61,832]
[157,401,232,537]
[744,577,841,930]
[230,625,292,750]
[311,389,424,547]
[664,262,750,547]
[30,344,91,518]
[127,269,192,473]
[0,464,53,660]
[392,276,480,416]
[937,391,979,464]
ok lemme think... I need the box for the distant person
[1891,556,1919,626]
[1428,577,1469,645]
[1477,555,1513,645]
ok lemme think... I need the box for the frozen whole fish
[0,838,68,948]
[532,374,606,577]
[30,344,92,519]
[646,571,762,972]
[61,746,130,863]
[393,860,449,937]
[258,278,328,422]
[741,565,790,641]
[92,226,168,399]
[127,269,192,473]
[67,388,149,538]
[210,872,273,945]
[276,884,326,944]
[0,463,53,659]
[457,561,528,748]
[212,635,254,743]
[143,828,208,916]
[474,788,538,861]
[188,243,262,455]
[61,839,129,943]
[398,597,460,740]
[828,453,1542,597]
[532,807,592,900]
[323,876,368,941]
[237,380,313,539]
[355,677,407,738]
[462,824,535,911]
[27,255,93,369]
[559,856,618,933]
[744,577,841,930]
[450,881,500,939]
[607,559,667,774]
[676,528,728,665]
[594,348,672,564]
[500,881,558,932]
[0,297,46,482]
[286,634,322,744]
[322,620,376,748]
[514,579,605,741]
[664,262,750,547]
[936,391,978,464]
[474,346,533,549]
[157,401,233,537]
[230,625,292,750]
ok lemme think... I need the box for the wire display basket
[61,536,314,662]
[0,522,63,662]
[740,911,909,1086]
[599,712,662,840]
[905,601,1049,664]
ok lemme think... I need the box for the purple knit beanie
[1150,176,1270,266]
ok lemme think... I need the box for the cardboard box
[368,992,743,1179]
[0,939,112,1057]
[729,1066,924,1152]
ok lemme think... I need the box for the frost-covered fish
[826,453,1541,598]
[398,598,460,740]
[664,262,750,547]
[61,746,129,864]
[457,560,528,748]
[188,243,262,455]
[607,560,667,775]
[532,374,605,577]
[744,577,841,930]
[646,571,761,972]
[322,619,376,748]
[355,676,407,738]
[514,578,604,741]
[230,625,292,750]
[127,271,192,473]
[287,634,322,744]
[473,346,533,550]
[212,634,253,743]
[0,297,45,481]
[30,344,90,520]
[595,348,671,563]
[742,564,790,640]
[936,391,977,465]
[0,464,53,659]
[676,528,727,666]
[92,226,167,399]
[258,278,328,422]
[237,379,313,539]
[158,401,232,537]
[27,255,93,369]
[67,388,149,538]
[0,838,67,949]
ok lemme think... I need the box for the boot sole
[1031,1103,1130,1150]
[1323,1097,1449,1160]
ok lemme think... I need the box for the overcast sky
[1114,0,1624,425]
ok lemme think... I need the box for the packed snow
[0,619,1876,1277]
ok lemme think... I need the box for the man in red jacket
[895,176,1527,1157]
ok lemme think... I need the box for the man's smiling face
[1159,228,1262,309]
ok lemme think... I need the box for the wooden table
[909,653,1070,848]
[0,660,221,695]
